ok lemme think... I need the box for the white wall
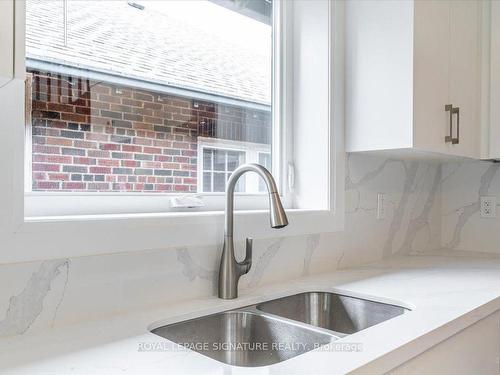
[0,1,14,84]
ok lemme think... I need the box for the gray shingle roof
[26,0,271,105]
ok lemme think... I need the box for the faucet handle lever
[238,237,253,275]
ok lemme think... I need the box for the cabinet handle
[445,104,453,143]
[444,104,459,145]
[452,107,459,144]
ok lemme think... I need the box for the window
[25,0,278,215]
[202,148,246,193]
[0,0,344,263]
[197,137,271,194]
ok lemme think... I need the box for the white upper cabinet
[0,0,14,85]
[486,0,500,159]
[346,0,483,159]
[447,0,482,158]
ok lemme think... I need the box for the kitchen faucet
[218,163,288,299]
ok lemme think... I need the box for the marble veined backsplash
[441,160,500,254]
[0,154,442,338]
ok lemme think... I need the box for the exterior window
[202,148,246,193]
[25,0,275,196]
[197,137,270,194]
[258,152,272,192]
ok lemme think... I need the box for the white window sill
[24,192,290,217]
[7,208,344,262]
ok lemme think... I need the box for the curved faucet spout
[218,163,289,299]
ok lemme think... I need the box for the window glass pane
[226,150,242,171]
[259,152,271,169]
[26,0,273,193]
[258,152,271,191]
[202,149,213,171]
[234,174,246,193]
[203,171,212,192]
[213,172,226,192]
[213,149,227,172]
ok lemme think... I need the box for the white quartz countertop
[0,250,499,375]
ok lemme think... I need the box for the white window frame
[23,0,283,217]
[0,0,345,264]
[197,137,271,193]
[24,73,33,192]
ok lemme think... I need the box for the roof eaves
[26,57,271,112]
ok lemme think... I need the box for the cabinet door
[448,0,482,158]
[388,311,500,375]
[489,1,500,158]
[413,0,451,154]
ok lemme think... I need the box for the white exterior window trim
[0,0,345,264]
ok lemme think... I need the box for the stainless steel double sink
[151,292,408,367]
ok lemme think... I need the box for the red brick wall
[29,70,271,192]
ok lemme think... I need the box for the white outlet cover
[480,196,496,218]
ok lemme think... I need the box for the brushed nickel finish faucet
[218,163,288,299]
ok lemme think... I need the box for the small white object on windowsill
[170,195,205,209]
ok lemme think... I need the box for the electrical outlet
[377,193,387,220]
[480,196,496,218]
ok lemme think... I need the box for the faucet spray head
[269,192,289,228]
